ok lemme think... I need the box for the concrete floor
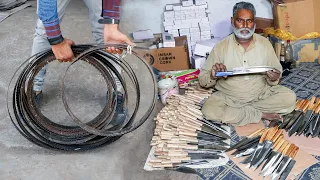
[0,1,199,180]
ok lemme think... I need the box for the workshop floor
[0,1,199,180]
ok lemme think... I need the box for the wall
[120,0,273,38]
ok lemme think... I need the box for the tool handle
[271,129,283,142]
[259,128,270,143]
[248,129,263,138]
[274,136,285,151]
[279,141,289,153]
[308,96,317,110]
[215,71,233,77]
[284,144,296,156]
[290,146,299,159]
[283,142,292,155]
[315,100,320,114]
[266,127,277,141]
[273,134,284,148]
[303,98,313,112]
[295,100,303,110]
[299,99,309,111]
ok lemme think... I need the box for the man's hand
[51,38,75,62]
[267,69,281,81]
[211,63,227,80]
[104,24,135,54]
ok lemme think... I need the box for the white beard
[232,22,256,40]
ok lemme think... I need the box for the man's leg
[202,92,262,126]
[82,0,122,92]
[32,0,72,93]
[252,85,296,117]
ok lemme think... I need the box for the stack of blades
[147,87,231,169]
[278,97,320,138]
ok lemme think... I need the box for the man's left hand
[104,24,135,54]
[267,69,281,81]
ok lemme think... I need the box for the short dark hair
[233,1,256,18]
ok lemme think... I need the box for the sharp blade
[279,113,295,129]
[197,132,227,141]
[253,148,273,170]
[251,140,273,168]
[263,154,284,177]
[201,119,229,134]
[313,115,320,137]
[285,111,303,131]
[200,126,231,139]
[260,151,280,175]
[296,111,314,135]
[197,140,229,147]
[198,144,228,151]
[226,136,259,152]
[271,156,291,180]
[240,151,255,164]
[288,114,305,136]
[197,130,229,140]
[235,147,256,158]
[188,153,224,160]
[279,159,296,180]
[236,136,260,151]
[232,140,258,156]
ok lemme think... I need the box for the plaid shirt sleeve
[102,0,121,20]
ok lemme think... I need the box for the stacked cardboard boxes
[163,0,212,58]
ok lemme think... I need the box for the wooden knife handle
[290,146,299,159]
[285,144,295,156]
[295,100,303,110]
[308,96,317,110]
[273,134,284,148]
[266,127,277,141]
[274,138,285,151]
[283,142,292,155]
[279,141,289,153]
[298,99,308,110]
[248,129,263,138]
[271,129,283,142]
[260,128,270,143]
[315,103,320,114]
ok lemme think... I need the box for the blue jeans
[32,0,122,92]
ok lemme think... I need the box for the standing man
[199,2,296,126]
[33,0,133,125]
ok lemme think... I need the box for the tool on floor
[148,87,231,169]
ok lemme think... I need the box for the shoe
[33,90,43,106]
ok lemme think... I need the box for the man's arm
[266,41,283,86]
[198,47,221,88]
[102,0,121,20]
[38,0,64,45]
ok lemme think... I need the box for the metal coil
[7,44,157,151]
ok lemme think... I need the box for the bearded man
[198,1,296,126]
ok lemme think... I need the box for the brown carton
[274,0,320,37]
[135,36,190,72]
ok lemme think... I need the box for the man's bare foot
[262,113,283,121]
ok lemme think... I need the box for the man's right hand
[211,63,227,80]
[51,38,75,62]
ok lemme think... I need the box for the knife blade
[251,128,283,169]
[226,129,264,152]
[249,127,278,168]
[312,103,320,137]
[259,138,286,176]
[243,128,270,165]
[296,97,317,135]
[262,141,291,177]
[279,146,299,180]
[288,113,305,137]
[271,145,297,180]
[232,139,259,156]
[284,99,309,131]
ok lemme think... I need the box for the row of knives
[278,97,320,138]
[226,127,299,180]
[148,91,231,170]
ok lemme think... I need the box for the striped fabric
[43,19,62,39]
[102,0,121,20]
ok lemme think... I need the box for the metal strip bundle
[6,44,157,151]
[278,97,320,138]
[227,127,299,180]
[147,86,231,169]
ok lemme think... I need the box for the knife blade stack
[226,127,299,180]
[147,90,231,169]
[278,96,320,138]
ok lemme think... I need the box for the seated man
[198,1,296,126]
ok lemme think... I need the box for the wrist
[48,35,64,46]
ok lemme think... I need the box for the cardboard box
[193,38,222,56]
[269,35,320,63]
[191,55,206,69]
[274,0,320,37]
[135,36,190,71]
[162,33,175,48]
